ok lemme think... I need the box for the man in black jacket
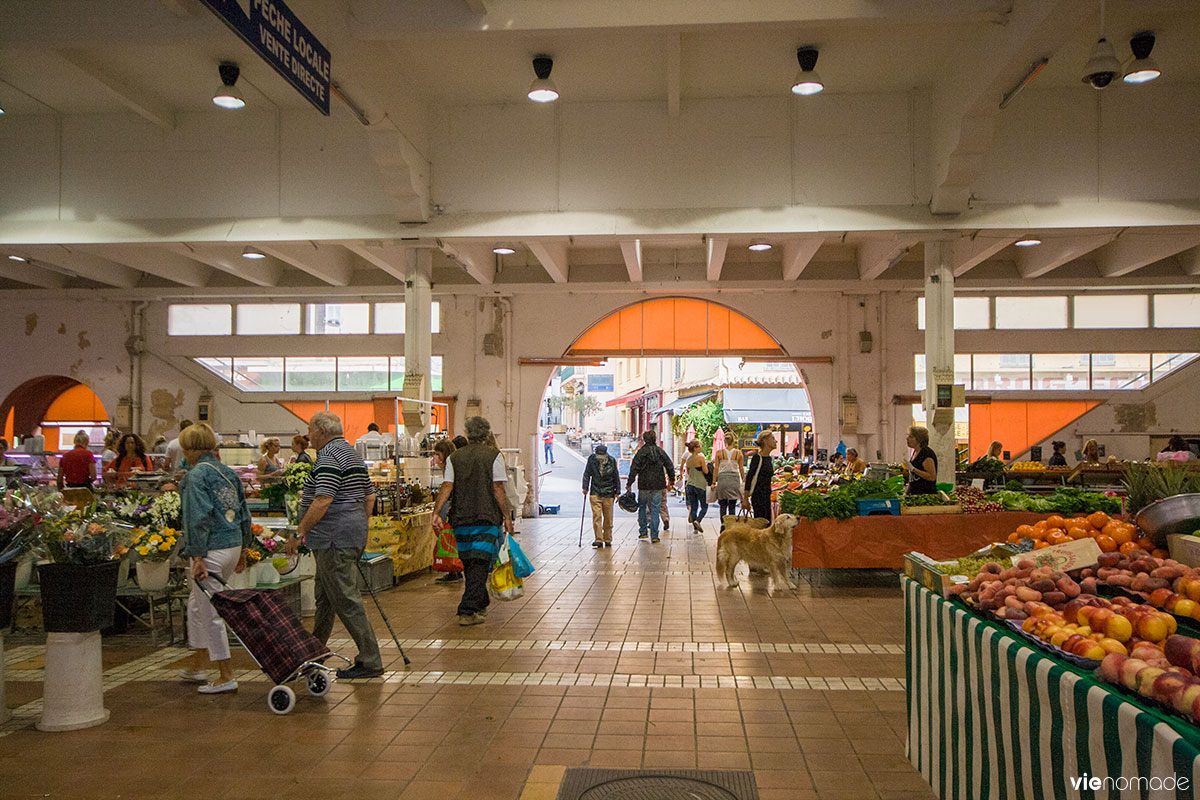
[625,430,675,543]
[582,443,620,547]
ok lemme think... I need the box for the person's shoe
[336,664,385,679]
[693,521,703,534]
[592,540,603,548]
[604,542,612,547]
[458,613,485,627]
[476,608,488,619]
[178,668,208,683]
[638,533,648,540]
[197,679,238,694]
[662,520,669,531]
[436,573,463,583]
[651,537,661,543]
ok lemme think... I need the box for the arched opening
[1,376,109,451]
[535,298,815,516]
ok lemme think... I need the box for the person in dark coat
[625,430,675,543]
[582,443,620,547]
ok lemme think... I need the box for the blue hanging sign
[199,0,331,115]
[587,374,615,393]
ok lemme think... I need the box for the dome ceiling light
[791,47,824,96]
[212,62,246,109]
[1123,31,1161,84]
[527,55,559,103]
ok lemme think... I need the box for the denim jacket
[180,454,252,557]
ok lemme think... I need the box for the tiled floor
[1,512,936,800]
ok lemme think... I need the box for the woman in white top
[100,429,121,474]
[713,432,745,529]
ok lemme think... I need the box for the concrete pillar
[923,240,956,484]
[37,632,109,731]
[404,248,434,439]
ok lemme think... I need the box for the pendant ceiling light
[492,245,516,255]
[212,62,246,109]
[1123,31,1161,84]
[748,242,773,252]
[241,247,266,259]
[791,47,824,96]
[527,55,559,103]
[1014,237,1042,247]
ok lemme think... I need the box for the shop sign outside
[199,0,331,115]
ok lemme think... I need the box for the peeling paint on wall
[77,331,91,350]
[68,358,84,378]
[1115,403,1157,433]
[147,388,185,442]
[820,329,833,340]
[24,314,37,336]
[57,323,66,335]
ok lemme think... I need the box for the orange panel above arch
[968,400,1102,461]
[566,298,785,357]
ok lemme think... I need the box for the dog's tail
[715,547,729,581]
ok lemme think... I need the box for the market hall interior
[1,1,1200,798]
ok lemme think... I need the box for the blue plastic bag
[507,535,534,579]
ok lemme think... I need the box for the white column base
[37,632,109,732]
[0,633,9,724]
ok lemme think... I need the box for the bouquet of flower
[44,519,113,566]
[281,462,313,493]
[130,526,179,562]
[147,491,181,531]
[0,499,38,564]
[110,491,154,527]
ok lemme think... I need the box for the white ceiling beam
[257,243,355,286]
[857,237,918,280]
[342,242,411,282]
[54,50,175,131]
[950,235,1018,277]
[90,244,212,287]
[1015,234,1112,279]
[17,246,141,288]
[619,240,643,282]
[666,32,681,118]
[1095,232,1200,278]
[706,237,728,282]
[0,259,65,289]
[436,241,496,285]
[525,241,569,283]
[167,243,283,287]
[781,239,823,280]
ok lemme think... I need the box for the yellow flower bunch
[132,526,178,561]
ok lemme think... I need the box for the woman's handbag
[432,521,463,572]
[508,535,534,579]
[705,484,717,504]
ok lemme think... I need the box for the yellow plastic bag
[488,561,524,601]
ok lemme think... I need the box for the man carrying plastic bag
[432,416,515,626]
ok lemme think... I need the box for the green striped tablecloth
[905,577,1200,799]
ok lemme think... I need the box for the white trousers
[186,546,241,662]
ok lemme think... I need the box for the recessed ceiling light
[492,245,516,255]
[241,247,266,259]
[1015,237,1042,247]
[748,242,773,252]
[212,62,246,110]
[527,55,559,103]
[8,255,27,262]
[1123,31,1161,84]
[791,47,824,96]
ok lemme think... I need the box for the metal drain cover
[557,769,758,800]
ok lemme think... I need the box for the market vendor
[105,433,154,486]
[290,434,313,464]
[987,440,1004,461]
[1048,440,1068,467]
[905,426,938,495]
[56,430,96,490]
[845,448,867,476]
[256,437,283,481]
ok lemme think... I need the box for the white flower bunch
[148,491,181,529]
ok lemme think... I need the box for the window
[1092,354,1149,390]
[196,357,232,382]
[168,304,231,336]
[911,404,968,440]
[916,296,990,330]
[913,354,970,392]
[232,357,283,392]
[236,303,300,335]
[1155,295,1200,328]
[283,357,336,391]
[971,354,1031,390]
[372,302,442,334]
[1032,354,1090,390]
[995,296,1067,329]
[306,303,369,335]
[337,357,389,391]
[1152,353,1200,382]
[389,356,444,392]
[1073,295,1148,329]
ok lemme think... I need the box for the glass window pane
[916,297,989,330]
[1155,294,1200,328]
[232,357,283,392]
[1032,354,1090,390]
[971,354,1031,390]
[995,296,1067,329]
[236,303,300,335]
[914,354,970,391]
[375,303,404,334]
[306,303,369,335]
[195,357,232,383]
[168,304,231,336]
[1091,354,1149,390]
[337,357,389,391]
[432,355,443,391]
[285,357,336,391]
[1153,353,1200,382]
[1073,295,1148,328]
[388,356,443,392]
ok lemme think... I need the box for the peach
[1174,683,1200,714]
[1098,638,1128,656]
[1135,614,1171,643]
[1177,598,1199,618]
[1137,666,1167,694]
[1105,614,1133,643]
[1149,588,1175,608]
[1120,658,1150,690]
[1100,653,1127,683]
[1152,673,1191,702]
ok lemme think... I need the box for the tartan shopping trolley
[197,574,350,715]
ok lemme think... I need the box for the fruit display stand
[791,512,1047,569]
[365,508,435,578]
[905,578,1200,798]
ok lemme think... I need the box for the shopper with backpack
[625,430,676,543]
[581,443,620,547]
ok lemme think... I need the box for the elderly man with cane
[285,411,384,679]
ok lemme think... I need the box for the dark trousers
[458,556,492,616]
[751,494,772,522]
[685,484,708,522]
[718,499,738,524]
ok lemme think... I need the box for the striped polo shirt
[300,437,374,550]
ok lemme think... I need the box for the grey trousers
[312,547,383,670]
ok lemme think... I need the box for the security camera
[1081,37,1121,89]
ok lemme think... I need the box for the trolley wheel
[306,671,330,697]
[268,685,296,715]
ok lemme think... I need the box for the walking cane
[578,496,587,547]
[354,554,411,666]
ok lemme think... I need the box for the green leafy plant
[671,400,756,457]
[1123,462,1200,514]
[548,393,604,417]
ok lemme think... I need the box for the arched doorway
[533,298,814,514]
[1,376,109,451]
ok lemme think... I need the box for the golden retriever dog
[716,513,799,592]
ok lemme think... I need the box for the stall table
[906,578,1200,799]
[791,512,1046,569]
